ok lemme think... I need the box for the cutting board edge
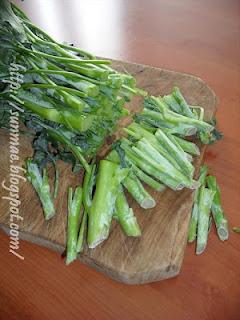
[0,223,182,284]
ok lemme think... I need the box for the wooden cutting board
[0,60,217,284]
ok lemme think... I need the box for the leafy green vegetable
[0,1,139,219]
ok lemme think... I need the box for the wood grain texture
[0,60,216,284]
[1,0,240,319]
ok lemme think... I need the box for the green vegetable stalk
[76,210,87,254]
[162,94,181,113]
[106,149,164,192]
[196,187,215,255]
[128,162,165,192]
[121,142,185,190]
[66,186,83,264]
[172,87,196,119]
[134,138,199,189]
[115,186,141,237]
[170,134,200,156]
[106,150,166,192]
[87,160,128,248]
[25,158,55,220]
[142,96,214,133]
[125,123,181,170]
[123,174,156,209]
[207,175,229,241]
[188,165,208,242]
[76,164,96,253]
[142,107,213,133]
[155,128,194,177]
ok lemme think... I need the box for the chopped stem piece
[188,165,208,243]
[87,160,128,248]
[115,186,141,236]
[66,186,83,265]
[207,175,229,241]
[25,158,55,220]
[123,174,156,209]
[196,187,215,254]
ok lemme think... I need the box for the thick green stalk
[22,83,87,98]
[144,117,198,136]
[115,186,141,236]
[25,62,92,111]
[21,99,62,122]
[155,128,194,177]
[17,89,94,132]
[25,158,55,220]
[76,210,87,254]
[106,149,165,192]
[121,143,184,190]
[123,174,156,209]
[163,132,194,164]
[172,87,196,118]
[76,164,96,253]
[37,169,54,219]
[171,135,200,156]
[128,162,165,192]
[206,175,229,241]
[82,164,97,210]
[126,123,182,171]
[66,186,83,265]
[135,139,199,189]
[26,69,103,86]
[196,187,215,254]
[162,94,181,113]
[142,107,213,133]
[87,160,128,248]
[66,63,109,81]
[160,128,199,156]
[188,204,198,243]
[188,165,208,242]
[142,97,213,132]
[105,150,121,164]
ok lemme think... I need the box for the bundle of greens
[0,0,140,214]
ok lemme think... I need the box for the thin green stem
[20,47,110,65]
[22,83,87,98]
[66,186,83,265]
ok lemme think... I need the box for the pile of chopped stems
[64,88,226,263]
